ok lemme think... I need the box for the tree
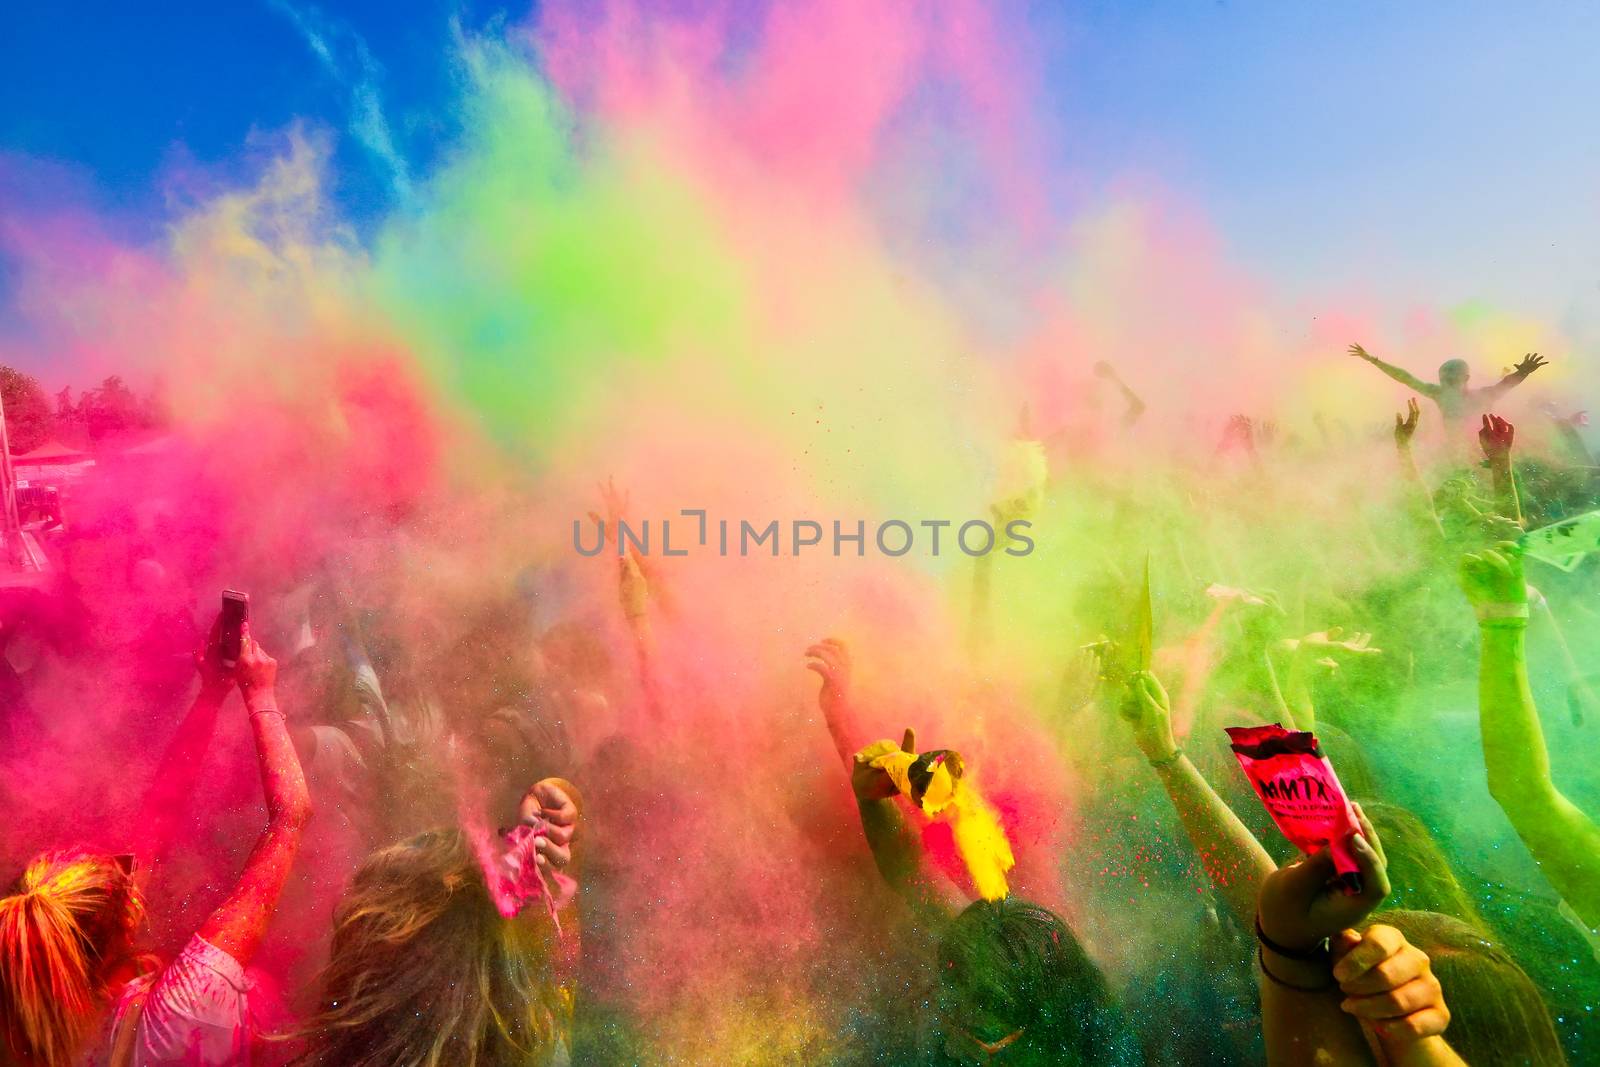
[76,375,151,442]
[0,366,55,454]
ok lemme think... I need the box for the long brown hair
[291,829,568,1067]
[0,850,144,1067]
[1360,801,1490,931]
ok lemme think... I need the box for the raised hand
[586,475,632,552]
[1257,803,1390,953]
[517,778,579,870]
[1220,414,1257,453]
[1015,402,1035,439]
[1478,414,1515,465]
[1348,343,1373,362]
[1394,397,1421,449]
[1081,636,1125,693]
[235,624,277,703]
[1205,583,1281,612]
[805,638,854,725]
[1118,669,1177,763]
[1282,627,1383,668]
[1512,353,1547,378]
[1459,542,1527,608]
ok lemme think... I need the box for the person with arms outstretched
[1349,344,1546,421]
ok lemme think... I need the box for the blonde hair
[291,829,568,1066]
[0,850,144,1066]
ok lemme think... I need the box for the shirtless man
[1349,343,1546,421]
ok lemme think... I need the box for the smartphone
[220,590,249,669]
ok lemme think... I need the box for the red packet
[1226,723,1364,894]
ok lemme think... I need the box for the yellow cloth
[854,736,1015,901]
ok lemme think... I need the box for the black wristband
[1255,915,1329,961]
[1257,946,1335,992]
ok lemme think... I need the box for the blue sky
[3,1,1598,338]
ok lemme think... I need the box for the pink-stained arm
[133,682,230,861]
[1170,600,1228,734]
[805,638,864,766]
[805,642,963,921]
[195,629,312,967]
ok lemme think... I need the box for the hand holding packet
[1227,723,1364,895]
[487,819,578,931]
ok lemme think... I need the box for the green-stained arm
[1156,754,1277,928]
[1477,624,1600,926]
[1122,671,1277,928]
[1463,546,1600,928]
[1394,399,1445,540]
[1271,629,1384,735]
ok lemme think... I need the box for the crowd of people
[0,341,1597,1067]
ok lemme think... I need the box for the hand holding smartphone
[219,590,250,670]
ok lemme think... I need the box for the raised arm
[1119,670,1276,928]
[1273,628,1382,734]
[805,640,961,923]
[196,626,312,966]
[1253,805,1392,1066]
[1394,399,1444,539]
[592,479,667,718]
[1547,408,1594,466]
[1477,414,1522,527]
[1479,353,1546,402]
[1460,544,1600,928]
[134,623,233,861]
[1093,361,1147,426]
[1349,344,1438,397]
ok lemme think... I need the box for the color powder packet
[1521,508,1600,572]
[495,820,579,928]
[1226,723,1364,894]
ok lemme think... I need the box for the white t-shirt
[88,935,251,1066]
